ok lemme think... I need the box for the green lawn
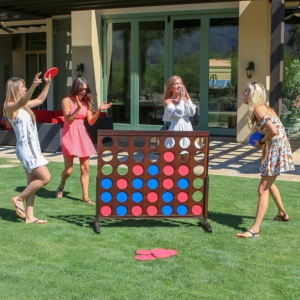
[0,157,298,299]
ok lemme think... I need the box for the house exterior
[0,0,299,142]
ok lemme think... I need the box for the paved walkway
[0,137,299,181]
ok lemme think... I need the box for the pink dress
[61,98,96,157]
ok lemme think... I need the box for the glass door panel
[173,19,201,127]
[139,21,165,125]
[106,22,131,124]
[208,18,238,129]
[26,53,47,109]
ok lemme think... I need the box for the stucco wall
[237,0,271,143]
[72,10,102,107]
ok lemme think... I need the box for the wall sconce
[246,61,254,80]
[76,63,84,77]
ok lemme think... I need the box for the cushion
[99,112,107,118]
[52,116,65,124]
[33,110,53,123]
[53,110,64,118]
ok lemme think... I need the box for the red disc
[151,249,171,258]
[45,67,59,79]
[167,249,178,256]
[135,249,152,255]
[135,255,156,260]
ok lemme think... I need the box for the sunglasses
[79,88,90,93]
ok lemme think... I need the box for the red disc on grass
[136,249,152,255]
[45,67,59,79]
[151,249,171,258]
[135,255,156,261]
[167,249,178,256]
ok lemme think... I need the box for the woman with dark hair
[236,82,295,238]
[56,77,112,204]
[4,72,51,224]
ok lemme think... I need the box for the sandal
[55,186,64,198]
[82,199,95,205]
[273,213,290,222]
[11,197,26,219]
[25,219,47,224]
[236,230,260,238]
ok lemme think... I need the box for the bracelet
[259,138,266,145]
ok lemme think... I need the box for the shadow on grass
[0,208,25,223]
[15,186,82,202]
[50,214,201,230]
[209,211,255,231]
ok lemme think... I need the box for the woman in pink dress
[55,77,112,204]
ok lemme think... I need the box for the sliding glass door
[105,22,131,124]
[103,13,238,135]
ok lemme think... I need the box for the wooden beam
[270,0,285,116]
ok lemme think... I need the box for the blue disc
[178,178,189,189]
[148,164,159,176]
[148,178,158,190]
[101,192,112,203]
[132,178,143,189]
[162,192,173,203]
[162,205,173,216]
[101,178,113,189]
[177,205,188,215]
[132,192,143,203]
[117,192,128,203]
[116,205,128,216]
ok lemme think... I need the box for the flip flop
[273,213,290,222]
[55,186,64,198]
[82,199,95,205]
[11,197,25,219]
[236,230,260,238]
[25,219,47,224]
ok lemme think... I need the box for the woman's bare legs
[79,156,94,204]
[236,175,277,238]
[269,183,290,220]
[12,165,51,223]
[56,156,74,197]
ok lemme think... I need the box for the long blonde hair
[3,77,35,128]
[163,75,183,101]
[246,82,269,132]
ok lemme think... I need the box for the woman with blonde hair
[236,82,295,238]
[4,72,52,224]
[162,75,196,150]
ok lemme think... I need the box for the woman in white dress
[4,72,51,224]
[162,75,197,152]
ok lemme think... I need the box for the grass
[0,157,299,299]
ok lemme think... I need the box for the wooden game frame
[94,130,212,234]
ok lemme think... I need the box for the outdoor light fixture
[76,63,84,77]
[246,61,254,80]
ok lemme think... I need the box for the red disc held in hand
[135,255,156,261]
[135,249,152,255]
[45,67,59,79]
